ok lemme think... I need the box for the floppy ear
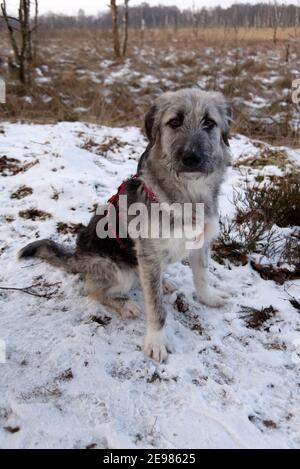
[222,131,230,147]
[221,101,233,147]
[144,105,157,145]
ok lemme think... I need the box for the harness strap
[107,175,159,249]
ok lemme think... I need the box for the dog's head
[143,89,232,175]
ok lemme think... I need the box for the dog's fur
[19,89,232,363]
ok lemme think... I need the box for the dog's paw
[144,330,171,363]
[163,280,177,295]
[198,288,229,308]
[120,300,141,319]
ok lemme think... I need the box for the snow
[0,122,299,449]
[35,77,52,84]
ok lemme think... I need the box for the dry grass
[239,305,277,330]
[213,172,300,276]
[234,174,300,228]
[10,185,33,199]
[19,208,52,221]
[0,27,299,145]
[128,27,300,46]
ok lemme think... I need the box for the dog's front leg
[190,243,228,308]
[137,245,170,363]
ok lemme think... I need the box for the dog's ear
[221,101,233,147]
[145,105,157,145]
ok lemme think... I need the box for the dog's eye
[202,117,217,131]
[168,117,183,129]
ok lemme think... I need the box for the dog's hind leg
[19,241,140,319]
[84,260,140,319]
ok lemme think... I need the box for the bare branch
[1,1,20,61]
[0,282,62,300]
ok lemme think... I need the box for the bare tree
[110,0,130,60]
[140,17,145,48]
[1,1,20,78]
[191,1,199,39]
[122,0,129,57]
[295,0,300,38]
[33,0,39,64]
[272,0,282,44]
[110,0,121,59]
[0,0,38,85]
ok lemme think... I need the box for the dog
[19,89,232,363]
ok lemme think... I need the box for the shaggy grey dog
[19,89,232,363]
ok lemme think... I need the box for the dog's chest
[160,217,218,265]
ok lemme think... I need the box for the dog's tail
[18,239,79,274]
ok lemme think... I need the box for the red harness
[107,174,159,249]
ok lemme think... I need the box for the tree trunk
[295,1,300,37]
[272,1,281,45]
[20,0,31,84]
[33,0,39,64]
[110,0,121,59]
[122,0,129,57]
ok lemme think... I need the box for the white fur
[144,328,171,363]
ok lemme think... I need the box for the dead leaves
[251,261,300,285]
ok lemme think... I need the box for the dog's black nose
[182,153,199,169]
[182,149,207,170]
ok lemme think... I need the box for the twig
[2,15,19,22]
[30,141,52,146]
[0,282,62,299]
[20,262,42,269]
[0,286,51,299]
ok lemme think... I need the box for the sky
[5,0,299,16]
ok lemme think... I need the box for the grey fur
[18,89,232,363]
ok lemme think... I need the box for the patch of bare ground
[56,222,84,235]
[19,209,52,221]
[0,156,39,177]
[248,414,279,432]
[10,185,33,199]
[81,136,127,155]
[55,369,74,382]
[234,147,289,169]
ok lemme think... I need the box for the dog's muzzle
[177,131,214,173]
[181,147,214,173]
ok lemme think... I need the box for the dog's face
[145,89,232,175]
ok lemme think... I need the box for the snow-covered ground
[0,122,299,449]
